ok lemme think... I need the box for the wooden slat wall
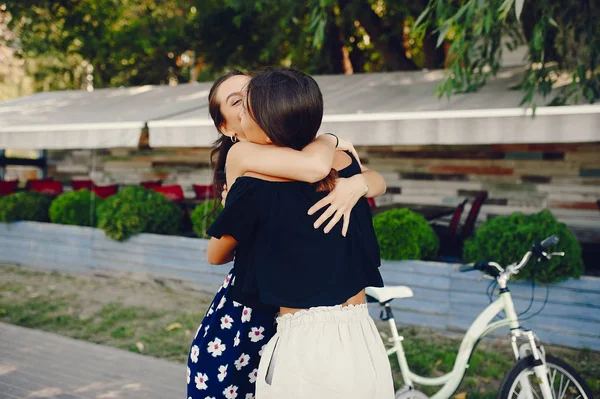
[41,143,600,243]
[1,222,598,350]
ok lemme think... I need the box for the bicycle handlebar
[459,235,561,278]
[540,235,560,248]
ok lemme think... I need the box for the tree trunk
[326,7,354,74]
[351,1,418,70]
[422,26,446,69]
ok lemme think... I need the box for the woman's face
[239,91,271,145]
[216,74,251,141]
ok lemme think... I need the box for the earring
[230,136,238,143]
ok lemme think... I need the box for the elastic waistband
[276,303,370,330]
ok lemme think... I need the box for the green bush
[49,189,104,227]
[191,200,222,238]
[463,209,583,284]
[97,186,184,241]
[373,208,439,261]
[0,192,52,223]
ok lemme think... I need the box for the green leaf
[436,0,445,20]
[466,1,475,23]
[413,6,430,29]
[437,23,450,48]
[514,0,524,20]
[484,11,492,34]
[453,3,470,21]
[548,17,559,28]
[498,0,513,20]
[583,86,595,103]
[577,65,586,83]
[532,25,543,51]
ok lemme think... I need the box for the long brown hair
[208,70,246,204]
[245,67,337,192]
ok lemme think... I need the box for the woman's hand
[336,138,362,168]
[307,174,369,237]
[221,185,228,206]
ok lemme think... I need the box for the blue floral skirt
[187,268,277,399]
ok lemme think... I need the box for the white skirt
[256,304,394,399]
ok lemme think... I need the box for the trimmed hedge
[191,200,222,238]
[463,209,583,284]
[97,186,184,241]
[373,208,439,261]
[0,192,52,223]
[49,189,104,227]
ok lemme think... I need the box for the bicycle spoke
[557,373,565,399]
[558,379,571,399]
[549,369,558,399]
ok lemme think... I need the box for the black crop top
[207,152,383,309]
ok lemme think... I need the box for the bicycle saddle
[365,286,413,304]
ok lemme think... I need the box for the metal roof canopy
[1,67,599,149]
[0,82,213,149]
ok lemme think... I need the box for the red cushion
[152,185,185,202]
[0,180,18,196]
[71,179,94,191]
[140,180,162,189]
[192,184,215,199]
[25,178,53,191]
[28,180,63,195]
[92,184,118,199]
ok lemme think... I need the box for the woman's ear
[220,124,234,138]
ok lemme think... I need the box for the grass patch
[1,264,598,397]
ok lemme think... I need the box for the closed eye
[232,99,242,106]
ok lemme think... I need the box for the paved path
[0,323,185,399]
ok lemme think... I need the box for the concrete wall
[1,221,598,350]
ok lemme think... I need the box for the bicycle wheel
[499,354,592,399]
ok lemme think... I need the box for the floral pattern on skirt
[187,268,277,399]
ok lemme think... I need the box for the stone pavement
[0,323,185,399]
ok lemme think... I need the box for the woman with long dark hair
[207,68,394,398]
[187,70,387,399]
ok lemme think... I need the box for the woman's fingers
[313,205,337,229]
[308,195,332,216]
[323,210,344,234]
[341,212,351,237]
[337,138,362,167]
[221,186,228,206]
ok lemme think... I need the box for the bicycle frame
[387,286,552,399]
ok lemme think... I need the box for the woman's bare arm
[226,134,338,184]
[360,165,387,198]
[308,156,387,236]
[207,235,238,265]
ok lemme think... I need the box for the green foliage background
[4,0,595,105]
[0,192,52,223]
[463,209,584,284]
[49,189,104,227]
[97,186,183,241]
[373,208,439,261]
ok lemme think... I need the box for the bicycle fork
[381,304,413,387]
[507,310,552,398]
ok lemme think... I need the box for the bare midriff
[278,289,366,317]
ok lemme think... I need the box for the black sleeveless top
[207,153,383,309]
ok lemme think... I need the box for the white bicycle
[366,235,593,399]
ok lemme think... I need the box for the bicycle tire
[498,354,592,399]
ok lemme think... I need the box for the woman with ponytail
[206,67,393,399]
[188,69,387,399]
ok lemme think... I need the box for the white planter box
[1,221,598,350]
